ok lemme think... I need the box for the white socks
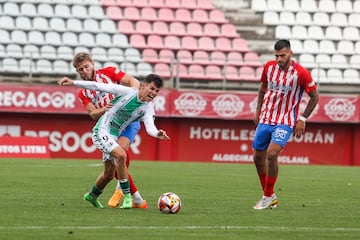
[132,191,144,205]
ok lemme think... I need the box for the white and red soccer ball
[157,192,181,214]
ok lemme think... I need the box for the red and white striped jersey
[78,67,125,108]
[259,60,317,127]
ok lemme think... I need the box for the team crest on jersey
[137,109,145,115]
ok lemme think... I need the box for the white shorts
[92,128,119,162]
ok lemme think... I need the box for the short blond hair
[72,52,92,68]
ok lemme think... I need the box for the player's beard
[278,57,291,70]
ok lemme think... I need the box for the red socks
[258,173,277,197]
[264,175,277,197]
[258,173,266,190]
[126,150,138,194]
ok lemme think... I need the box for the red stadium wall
[0,114,359,166]
[0,84,360,166]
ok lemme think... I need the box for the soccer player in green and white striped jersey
[58,74,170,209]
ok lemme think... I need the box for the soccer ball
[157,192,181,214]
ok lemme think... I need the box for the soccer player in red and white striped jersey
[252,40,319,210]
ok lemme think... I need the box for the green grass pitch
[0,158,359,240]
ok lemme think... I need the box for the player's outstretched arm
[59,79,131,96]
[142,105,170,140]
[58,77,74,86]
[157,129,170,140]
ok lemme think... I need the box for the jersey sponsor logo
[268,82,293,93]
[110,120,121,128]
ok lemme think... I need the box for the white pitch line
[88,163,102,167]
[0,226,359,232]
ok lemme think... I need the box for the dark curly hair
[144,74,164,88]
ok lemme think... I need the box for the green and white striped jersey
[74,80,159,138]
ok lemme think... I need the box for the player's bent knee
[115,156,127,166]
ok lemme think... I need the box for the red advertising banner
[0,113,100,159]
[0,113,359,166]
[169,90,256,119]
[1,84,359,166]
[306,95,360,123]
[166,119,354,165]
[168,90,360,123]
[0,113,163,160]
[0,84,85,114]
[1,84,360,123]
[0,136,50,158]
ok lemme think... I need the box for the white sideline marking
[0,226,359,231]
[88,163,102,167]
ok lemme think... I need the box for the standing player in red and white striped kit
[252,39,319,210]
